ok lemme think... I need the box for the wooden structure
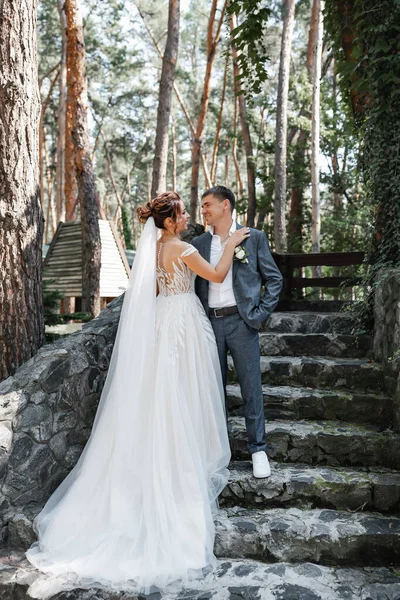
[273,251,365,300]
[43,220,130,311]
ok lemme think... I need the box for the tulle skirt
[26,291,230,598]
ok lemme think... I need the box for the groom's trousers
[210,311,267,455]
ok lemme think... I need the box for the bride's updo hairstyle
[137,191,182,230]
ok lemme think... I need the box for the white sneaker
[252,451,271,478]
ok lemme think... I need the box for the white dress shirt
[208,220,237,308]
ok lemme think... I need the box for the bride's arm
[181,228,250,283]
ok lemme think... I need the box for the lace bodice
[156,242,198,296]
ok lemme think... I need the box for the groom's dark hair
[201,186,235,213]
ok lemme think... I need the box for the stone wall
[373,268,400,430]
[0,296,123,547]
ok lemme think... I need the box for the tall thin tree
[64,0,101,317]
[64,2,77,221]
[0,0,45,380]
[56,0,68,222]
[190,0,226,223]
[136,5,211,190]
[274,0,296,252]
[229,10,257,227]
[311,0,324,270]
[151,0,180,198]
[210,52,229,183]
[287,0,317,251]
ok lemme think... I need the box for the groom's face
[201,194,230,226]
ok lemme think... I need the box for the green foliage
[37,0,61,78]
[121,204,134,249]
[227,0,272,98]
[325,0,400,330]
[43,280,92,328]
[43,279,63,326]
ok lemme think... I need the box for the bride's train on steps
[26,218,230,598]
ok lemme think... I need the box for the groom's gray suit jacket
[192,224,283,330]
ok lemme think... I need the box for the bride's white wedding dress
[26,218,231,598]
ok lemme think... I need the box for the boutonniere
[234,245,249,264]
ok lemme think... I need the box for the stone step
[215,506,400,567]
[276,299,350,313]
[229,417,400,469]
[228,356,385,392]
[259,332,371,358]
[221,461,400,513]
[264,311,355,334]
[2,553,400,599]
[226,384,392,426]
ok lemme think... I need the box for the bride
[26,191,250,598]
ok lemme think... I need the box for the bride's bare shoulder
[169,240,192,254]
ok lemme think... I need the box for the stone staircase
[213,310,400,598]
[1,310,400,599]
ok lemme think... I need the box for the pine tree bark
[231,94,244,202]
[336,0,370,115]
[136,4,211,190]
[39,70,60,217]
[151,0,180,197]
[287,0,316,250]
[225,138,230,187]
[311,0,324,271]
[64,1,77,221]
[307,0,318,74]
[210,52,229,183]
[64,0,101,317]
[43,127,57,243]
[171,115,177,190]
[0,0,45,381]
[229,10,256,227]
[288,129,307,252]
[56,0,68,222]
[274,0,296,252]
[190,0,226,222]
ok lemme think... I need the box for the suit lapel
[233,222,243,281]
[204,232,212,263]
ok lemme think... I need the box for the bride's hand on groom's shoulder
[229,228,250,247]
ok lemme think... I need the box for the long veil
[27,214,230,598]
[27,217,159,593]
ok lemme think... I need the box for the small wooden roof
[43,220,130,298]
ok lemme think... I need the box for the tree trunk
[56,0,68,222]
[151,0,180,197]
[229,11,257,227]
[225,138,229,187]
[43,127,57,243]
[64,1,77,221]
[307,0,318,74]
[210,52,229,183]
[336,0,371,115]
[146,163,151,202]
[311,0,324,274]
[274,0,296,252]
[39,68,60,217]
[136,4,211,190]
[231,95,244,202]
[94,126,123,223]
[190,0,226,222]
[0,0,45,381]
[64,0,101,318]
[288,130,307,252]
[171,115,177,190]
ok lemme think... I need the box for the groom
[192,186,283,478]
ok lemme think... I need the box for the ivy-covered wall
[325,0,400,329]
[373,269,400,431]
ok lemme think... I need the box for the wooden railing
[272,251,365,299]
